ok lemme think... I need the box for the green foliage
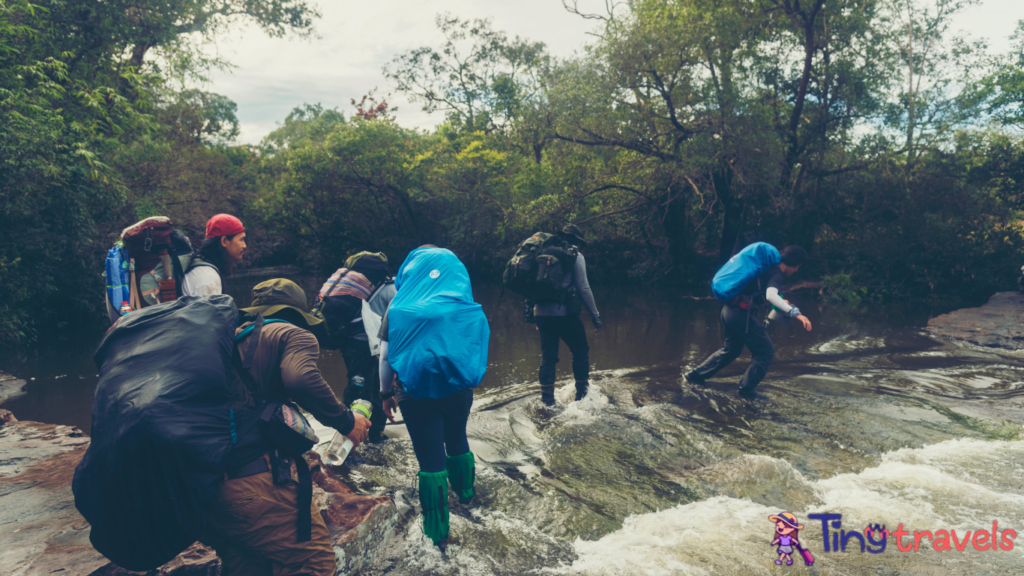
[821,273,868,305]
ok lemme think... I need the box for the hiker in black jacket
[533,225,603,407]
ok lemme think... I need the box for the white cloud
[203,0,1024,144]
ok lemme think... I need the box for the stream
[2,279,1023,575]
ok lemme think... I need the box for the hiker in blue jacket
[685,245,812,399]
[377,246,489,549]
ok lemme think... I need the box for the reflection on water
[3,279,1023,575]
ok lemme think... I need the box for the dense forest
[1,0,1023,345]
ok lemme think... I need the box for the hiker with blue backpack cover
[377,246,490,549]
[685,244,812,400]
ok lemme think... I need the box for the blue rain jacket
[711,242,781,303]
[387,247,490,399]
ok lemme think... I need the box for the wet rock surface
[927,291,1024,349]
[0,413,398,576]
[0,371,28,403]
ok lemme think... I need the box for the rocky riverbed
[928,291,1024,349]
[0,390,401,576]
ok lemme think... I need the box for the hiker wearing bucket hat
[200,278,370,576]
[769,512,807,567]
[182,214,247,296]
[533,223,603,407]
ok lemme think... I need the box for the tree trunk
[663,185,692,282]
[714,168,742,265]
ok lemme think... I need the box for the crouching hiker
[202,279,371,575]
[686,245,812,400]
[378,247,489,549]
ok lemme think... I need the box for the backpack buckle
[144,235,153,252]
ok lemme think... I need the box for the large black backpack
[73,296,239,571]
[502,232,578,302]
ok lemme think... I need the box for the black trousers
[400,389,473,473]
[537,315,590,386]
[691,305,775,390]
[341,338,386,435]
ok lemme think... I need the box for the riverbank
[0,408,401,576]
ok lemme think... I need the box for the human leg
[536,317,562,405]
[738,318,774,395]
[558,316,591,399]
[342,338,387,441]
[688,306,747,381]
[438,389,475,503]
[399,397,450,545]
[203,461,336,576]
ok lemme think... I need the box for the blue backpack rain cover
[105,246,131,309]
[387,247,490,399]
[711,242,781,303]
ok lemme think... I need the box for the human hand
[383,397,399,424]
[345,413,370,448]
[796,314,812,331]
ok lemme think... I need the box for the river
[2,279,1023,575]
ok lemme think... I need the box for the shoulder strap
[187,255,220,274]
[232,315,292,397]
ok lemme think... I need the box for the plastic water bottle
[323,399,372,467]
[119,301,133,316]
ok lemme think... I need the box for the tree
[385,14,550,134]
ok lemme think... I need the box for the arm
[573,254,602,328]
[379,340,396,396]
[279,329,356,435]
[765,287,797,316]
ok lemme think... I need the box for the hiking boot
[418,470,450,546]
[574,381,590,401]
[368,430,388,444]
[684,371,708,386]
[447,451,476,504]
[541,385,556,407]
[738,387,769,400]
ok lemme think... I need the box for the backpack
[711,242,781,303]
[502,232,578,302]
[73,296,239,571]
[106,217,193,317]
[311,252,390,340]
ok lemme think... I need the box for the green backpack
[502,232,578,302]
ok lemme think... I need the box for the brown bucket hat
[239,279,323,328]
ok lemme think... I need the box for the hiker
[181,214,247,296]
[338,252,396,444]
[377,247,489,548]
[202,279,370,576]
[685,245,812,399]
[534,224,602,406]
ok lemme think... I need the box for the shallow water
[3,282,1023,575]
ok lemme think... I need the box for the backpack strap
[187,255,220,274]
[230,315,314,541]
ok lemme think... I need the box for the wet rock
[0,415,398,576]
[0,371,28,403]
[927,291,1024,349]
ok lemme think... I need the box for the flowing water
[2,281,1023,575]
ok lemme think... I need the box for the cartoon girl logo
[769,512,815,566]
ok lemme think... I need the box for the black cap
[561,224,587,247]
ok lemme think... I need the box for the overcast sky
[203,0,1024,144]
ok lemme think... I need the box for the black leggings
[400,389,473,473]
